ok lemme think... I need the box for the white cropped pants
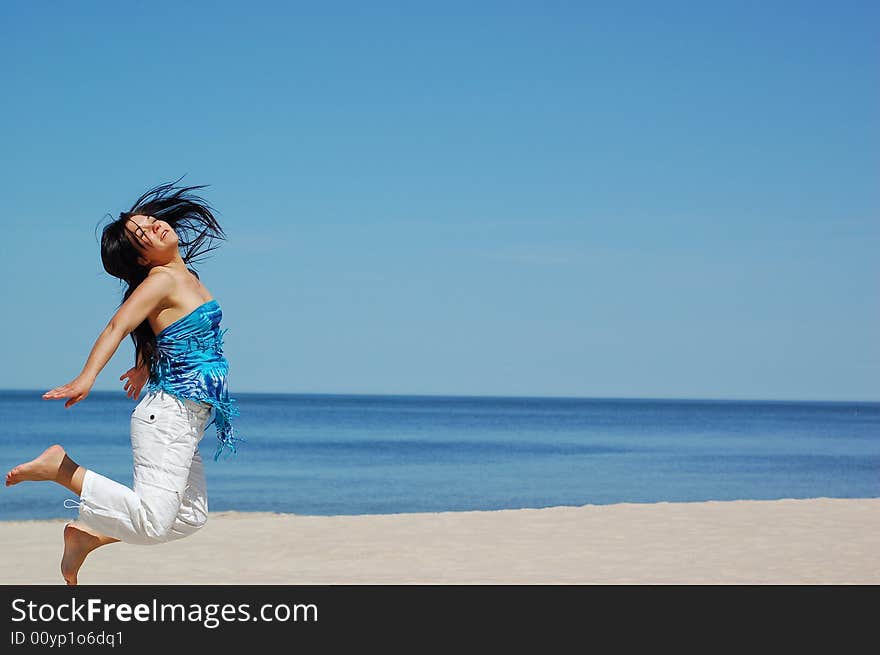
[72,389,213,545]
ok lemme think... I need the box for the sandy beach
[0,497,877,585]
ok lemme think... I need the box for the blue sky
[0,1,877,401]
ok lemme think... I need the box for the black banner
[0,585,870,649]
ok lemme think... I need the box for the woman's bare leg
[61,522,119,586]
[5,444,85,495]
[5,445,120,585]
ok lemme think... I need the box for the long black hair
[98,177,227,371]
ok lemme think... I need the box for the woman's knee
[178,495,209,531]
[136,487,185,539]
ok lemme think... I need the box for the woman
[4,179,241,585]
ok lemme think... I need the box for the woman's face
[125,214,179,266]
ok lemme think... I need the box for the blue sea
[0,390,877,521]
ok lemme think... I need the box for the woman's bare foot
[5,445,66,486]
[61,523,118,586]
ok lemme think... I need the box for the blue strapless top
[146,299,242,460]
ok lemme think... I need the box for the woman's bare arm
[43,271,175,408]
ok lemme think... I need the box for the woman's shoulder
[144,267,213,310]
[146,266,206,294]
[144,266,178,282]
[134,267,177,298]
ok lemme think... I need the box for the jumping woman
[4,179,241,585]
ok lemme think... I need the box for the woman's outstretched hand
[42,375,94,409]
[120,365,149,400]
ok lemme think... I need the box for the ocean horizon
[1,389,877,521]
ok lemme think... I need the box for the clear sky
[1,1,877,401]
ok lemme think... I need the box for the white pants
[73,389,213,545]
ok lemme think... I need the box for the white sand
[0,497,877,584]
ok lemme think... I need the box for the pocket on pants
[131,403,160,425]
[130,393,195,494]
[131,396,164,443]
[132,393,191,444]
